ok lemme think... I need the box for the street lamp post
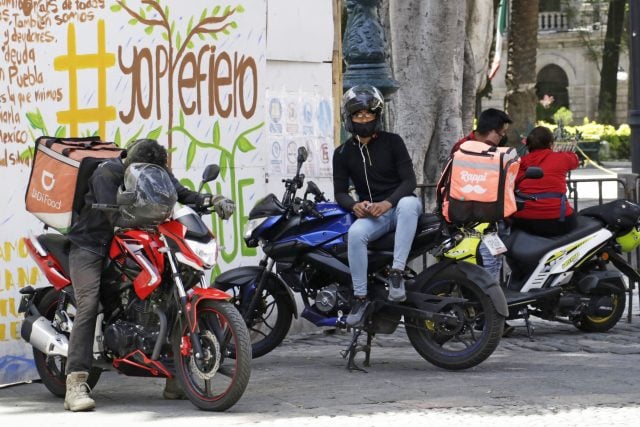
[630,0,640,173]
[342,0,398,98]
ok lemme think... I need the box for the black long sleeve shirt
[332,131,417,211]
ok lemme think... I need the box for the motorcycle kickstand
[522,308,535,340]
[340,328,372,372]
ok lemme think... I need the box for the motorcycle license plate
[482,232,507,256]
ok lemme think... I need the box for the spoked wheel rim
[230,286,280,344]
[174,302,250,407]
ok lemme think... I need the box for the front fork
[241,256,275,324]
[159,237,206,362]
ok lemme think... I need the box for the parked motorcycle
[215,147,507,371]
[18,165,251,411]
[441,197,638,337]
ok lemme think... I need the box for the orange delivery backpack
[436,140,520,224]
[25,136,124,234]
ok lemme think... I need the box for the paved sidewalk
[1,290,640,426]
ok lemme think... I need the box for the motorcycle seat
[505,216,603,269]
[368,213,441,251]
[38,234,71,277]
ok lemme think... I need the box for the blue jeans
[347,196,422,297]
[478,221,510,283]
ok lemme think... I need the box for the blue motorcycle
[215,147,507,371]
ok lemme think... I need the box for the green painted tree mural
[113,0,245,165]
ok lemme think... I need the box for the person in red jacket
[512,126,580,236]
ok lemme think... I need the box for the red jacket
[512,149,579,220]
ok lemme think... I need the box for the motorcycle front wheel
[172,300,251,411]
[32,289,102,397]
[223,275,294,358]
[405,271,504,370]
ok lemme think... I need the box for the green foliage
[552,107,574,126]
[537,119,631,160]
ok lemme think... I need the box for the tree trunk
[386,0,493,189]
[598,0,627,125]
[504,0,539,143]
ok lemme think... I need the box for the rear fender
[215,266,298,319]
[412,260,508,317]
[576,270,627,294]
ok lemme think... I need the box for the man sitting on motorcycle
[332,84,422,328]
[64,139,235,411]
[511,126,579,236]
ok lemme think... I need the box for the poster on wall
[266,89,333,180]
[0,0,266,386]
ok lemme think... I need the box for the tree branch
[173,8,238,68]
[117,0,167,29]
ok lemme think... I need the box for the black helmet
[117,163,178,227]
[341,85,384,134]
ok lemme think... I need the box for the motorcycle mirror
[307,181,321,195]
[525,166,544,179]
[202,164,221,183]
[297,146,308,164]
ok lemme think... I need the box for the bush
[537,120,630,161]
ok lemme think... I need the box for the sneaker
[388,269,406,302]
[346,298,371,328]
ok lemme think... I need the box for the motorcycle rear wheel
[32,289,102,397]
[172,300,251,411]
[405,272,504,370]
[573,290,626,332]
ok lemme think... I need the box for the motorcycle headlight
[244,217,268,241]
[184,239,218,269]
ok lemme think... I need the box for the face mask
[498,136,509,147]
[352,120,377,137]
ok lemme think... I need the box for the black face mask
[498,136,509,147]
[352,121,377,137]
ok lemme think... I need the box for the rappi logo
[460,170,487,184]
[31,170,62,210]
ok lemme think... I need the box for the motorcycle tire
[224,277,294,358]
[573,289,626,333]
[171,300,251,411]
[405,270,504,371]
[32,288,102,398]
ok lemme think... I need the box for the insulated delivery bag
[437,140,520,224]
[25,136,124,234]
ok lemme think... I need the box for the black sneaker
[346,298,371,328]
[388,269,406,302]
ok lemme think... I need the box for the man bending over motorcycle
[332,85,422,328]
[64,139,235,411]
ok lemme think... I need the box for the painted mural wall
[0,0,335,385]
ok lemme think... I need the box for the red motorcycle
[18,165,251,411]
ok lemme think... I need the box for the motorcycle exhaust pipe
[21,314,69,357]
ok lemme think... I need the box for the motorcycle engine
[104,319,157,358]
[314,283,349,314]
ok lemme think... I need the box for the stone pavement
[1,290,640,426]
